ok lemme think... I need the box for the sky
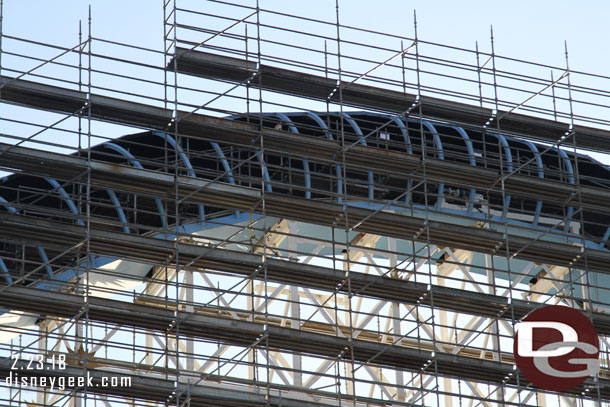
[3,0,609,71]
[2,0,610,162]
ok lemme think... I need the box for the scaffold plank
[2,77,610,215]
[1,286,607,400]
[0,142,609,273]
[3,214,610,336]
[169,48,610,154]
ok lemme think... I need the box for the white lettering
[516,322,577,357]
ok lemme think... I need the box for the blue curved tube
[556,149,575,233]
[45,178,84,227]
[0,197,16,283]
[0,196,17,214]
[267,112,299,134]
[391,117,412,155]
[209,115,272,193]
[36,245,54,279]
[487,133,513,211]
[302,112,344,204]
[602,225,610,244]
[43,178,81,278]
[391,116,413,205]
[1,196,54,279]
[519,140,544,226]
[106,189,130,234]
[267,113,311,199]
[210,142,236,185]
[361,113,413,204]
[451,126,477,214]
[152,132,204,220]
[256,150,273,193]
[103,143,168,230]
[339,112,374,200]
[408,119,445,209]
[355,112,413,153]
[0,258,13,284]
[210,142,240,217]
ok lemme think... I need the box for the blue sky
[3,0,608,72]
[2,0,610,163]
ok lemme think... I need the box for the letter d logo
[516,321,577,357]
[513,305,599,391]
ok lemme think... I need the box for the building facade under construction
[1,1,610,406]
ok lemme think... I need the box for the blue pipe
[207,117,271,193]
[0,258,13,284]
[257,151,273,193]
[487,133,513,211]
[1,196,54,279]
[0,196,17,214]
[557,149,575,233]
[219,115,271,192]
[392,117,413,155]
[392,116,414,205]
[267,113,311,199]
[358,113,414,204]
[152,132,205,220]
[519,140,544,226]
[356,113,413,153]
[44,178,84,227]
[450,126,477,214]
[602,225,610,244]
[0,197,16,284]
[103,143,168,230]
[407,119,445,209]
[36,245,54,279]
[302,112,344,204]
[210,142,240,217]
[210,143,236,185]
[338,112,374,200]
[106,189,130,234]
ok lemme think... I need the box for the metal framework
[2,1,610,406]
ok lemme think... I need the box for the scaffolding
[2,0,610,406]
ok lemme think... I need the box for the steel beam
[3,214,610,335]
[1,142,609,273]
[169,48,610,154]
[2,77,610,215]
[1,286,607,400]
